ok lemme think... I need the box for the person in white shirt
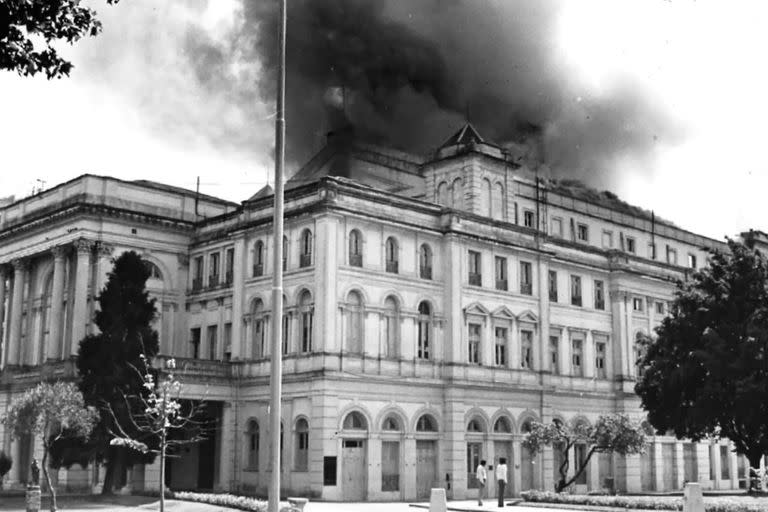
[475,459,487,506]
[496,457,508,507]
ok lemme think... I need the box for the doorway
[416,440,437,499]
[342,439,366,500]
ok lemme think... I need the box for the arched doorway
[341,411,368,501]
[415,414,439,499]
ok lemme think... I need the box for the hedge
[170,491,268,512]
[520,490,767,512]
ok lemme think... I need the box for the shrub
[172,491,268,512]
[0,451,12,479]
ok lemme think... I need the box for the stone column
[89,243,114,335]
[561,327,571,376]
[541,445,554,493]
[654,441,665,491]
[230,238,246,360]
[47,246,68,361]
[536,256,550,375]
[315,215,339,353]
[402,435,417,499]
[0,265,8,368]
[219,402,235,491]
[584,330,595,378]
[695,442,711,489]
[509,318,520,369]
[728,446,738,490]
[588,453,600,490]
[710,442,722,489]
[445,233,463,364]
[512,439,522,497]
[674,441,685,490]
[482,314,493,367]
[7,259,28,366]
[69,239,93,357]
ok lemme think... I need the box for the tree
[108,356,211,512]
[635,238,768,492]
[523,414,646,493]
[1,0,120,78]
[1,382,98,512]
[67,250,160,494]
[0,450,11,489]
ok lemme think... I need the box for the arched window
[416,414,438,432]
[343,411,368,430]
[494,417,512,434]
[385,237,399,274]
[282,236,288,271]
[253,240,265,277]
[467,418,484,433]
[294,418,309,471]
[246,419,259,470]
[417,301,431,360]
[521,419,533,434]
[346,291,364,354]
[437,181,449,206]
[144,261,163,281]
[252,299,266,358]
[419,244,433,280]
[383,296,399,359]
[452,178,464,209]
[493,182,505,220]
[481,178,492,217]
[382,415,401,432]
[299,291,313,353]
[300,229,313,268]
[349,229,363,267]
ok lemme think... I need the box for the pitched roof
[439,123,484,148]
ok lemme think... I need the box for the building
[0,125,762,499]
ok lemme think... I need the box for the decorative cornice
[11,258,29,271]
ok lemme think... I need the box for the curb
[409,499,523,511]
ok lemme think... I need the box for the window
[572,335,583,376]
[648,242,657,260]
[193,256,204,291]
[548,271,558,302]
[633,297,644,312]
[282,236,288,271]
[655,302,665,315]
[299,291,313,353]
[246,420,259,470]
[416,415,437,432]
[343,411,367,430]
[346,291,364,353]
[144,261,163,281]
[602,230,613,249]
[482,178,492,217]
[224,322,232,360]
[495,327,507,366]
[468,323,481,364]
[575,443,588,484]
[207,325,218,360]
[570,275,582,307]
[209,252,220,286]
[688,253,697,269]
[452,178,464,209]
[295,418,309,471]
[494,417,512,433]
[523,210,535,228]
[437,181,449,205]
[282,310,290,355]
[626,237,636,254]
[549,335,559,374]
[253,240,265,276]
[667,246,678,265]
[520,261,532,295]
[493,183,505,220]
[417,301,431,360]
[521,329,533,369]
[495,256,508,291]
[467,442,482,489]
[300,229,313,268]
[348,229,363,267]
[385,237,399,274]
[577,223,589,242]
[419,244,433,279]
[595,336,607,379]
[467,418,484,433]
[383,296,399,358]
[383,416,400,431]
[551,217,563,238]
[594,280,605,310]
[252,299,266,358]
[190,327,201,359]
[468,250,482,286]
[225,248,234,285]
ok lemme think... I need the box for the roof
[131,179,236,205]
[439,123,485,148]
[248,184,273,201]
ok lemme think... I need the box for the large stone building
[0,125,762,500]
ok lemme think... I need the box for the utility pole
[268,0,287,511]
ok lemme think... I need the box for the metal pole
[268,0,287,511]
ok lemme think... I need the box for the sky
[1,0,766,241]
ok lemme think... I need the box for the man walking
[476,459,487,506]
[497,457,508,507]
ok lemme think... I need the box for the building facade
[0,126,763,499]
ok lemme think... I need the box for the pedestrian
[476,459,487,506]
[497,457,508,507]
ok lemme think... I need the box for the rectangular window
[282,314,290,354]
[572,336,583,376]
[667,246,678,265]
[626,237,636,254]
[209,252,220,286]
[468,250,482,286]
[190,327,201,359]
[595,340,607,379]
[575,444,588,484]
[551,217,563,238]
[301,309,313,353]
[495,256,508,291]
[296,429,309,472]
[224,322,232,360]
[633,297,644,312]
[323,456,337,486]
[467,443,482,489]
[549,335,559,375]
[577,223,589,242]
[602,230,613,249]
[255,318,265,358]
[495,327,507,366]
[225,248,234,285]
[570,275,582,307]
[207,325,218,360]
[520,261,533,295]
[468,323,481,364]
[548,270,558,302]
[688,253,697,269]
[193,256,204,291]
[594,280,605,310]
[523,210,535,228]
[521,329,533,369]
[655,302,665,315]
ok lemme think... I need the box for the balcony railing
[571,295,583,307]
[300,253,312,268]
[495,279,508,291]
[209,274,220,288]
[385,261,399,274]
[420,265,433,280]
[520,282,532,295]
[595,299,605,310]
[349,254,362,267]
[253,263,264,277]
[468,273,482,286]
[549,290,558,302]
[192,277,203,292]
[225,270,233,286]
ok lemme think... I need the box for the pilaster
[7,258,28,366]
[230,238,246,359]
[69,239,93,357]
[47,246,68,360]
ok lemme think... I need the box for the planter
[25,485,41,512]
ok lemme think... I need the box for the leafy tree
[636,238,768,492]
[1,382,98,512]
[0,450,11,489]
[1,0,119,78]
[523,414,646,493]
[67,250,160,494]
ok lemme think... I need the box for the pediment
[464,302,490,316]
[517,309,538,323]
[491,306,515,320]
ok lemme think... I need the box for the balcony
[571,295,583,307]
[385,261,399,274]
[208,274,220,288]
[468,273,482,286]
[595,299,605,310]
[420,265,433,280]
[253,263,264,277]
[495,279,508,291]
[192,277,203,292]
[520,282,532,295]
[549,290,558,302]
[300,253,312,268]
[349,254,363,267]
[225,270,233,286]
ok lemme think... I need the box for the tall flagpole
[268,0,286,511]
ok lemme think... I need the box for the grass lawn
[0,494,240,512]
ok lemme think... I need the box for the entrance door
[494,441,513,498]
[381,441,400,493]
[197,434,216,490]
[416,440,437,499]
[342,439,366,500]
[521,446,534,491]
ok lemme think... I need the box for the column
[622,454,642,493]
[444,395,466,499]
[561,327,571,376]
[695,442,711,488]
[402,435,417,499]
[512,439,522,497]
[315,215,339,353]
[674,441,684,490]
[230,237,246,360]
[584,330,595,378]
[541,445,554,493]
[7,259,27,366]
[654,441,664,491]
[710,442,722,489]
[446,234,463,363]
[728,445,738,490]
[482,315,493,367]
[610,289,629,378]
[47,246,67,360]
[0,266,8,368]
[219,402,235,491]
[89,243,114,335]
[537,256,550,374]
[588,453,600,490]
[69,239,92,357]
[509,319,520,369]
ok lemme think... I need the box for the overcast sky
[1,0,766,241]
